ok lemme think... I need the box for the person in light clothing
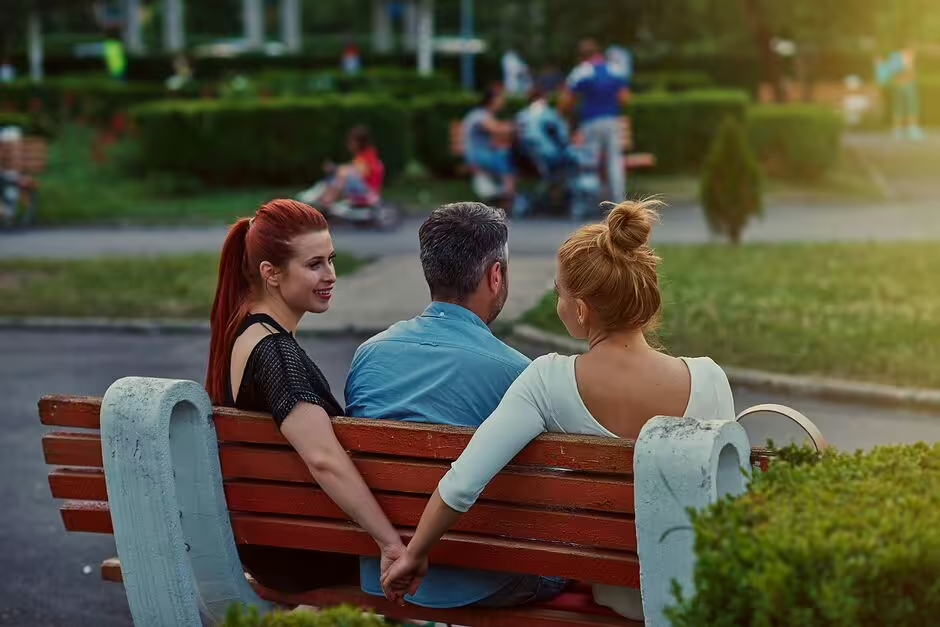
[380,199,736,622]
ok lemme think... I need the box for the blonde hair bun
[600,199,661,255]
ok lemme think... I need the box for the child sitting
[314,126,385,206]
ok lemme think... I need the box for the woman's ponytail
[206,218,252,405]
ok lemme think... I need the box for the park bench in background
[0,134,48,227]
[39,378,819,626]
[449,116,657,173]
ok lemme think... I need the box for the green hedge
[633,71,714,94]
[0,112,54,137]
[252,68,457,100]
[747,105,843,181]
[667,443,940,627]
[630,89,751,173]
[131,96,411,186]
[223,604,389,626]
[0,77,201,127]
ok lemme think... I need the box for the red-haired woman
[206,199,420,592]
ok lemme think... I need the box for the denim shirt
[344,302,531,608]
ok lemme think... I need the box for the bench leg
[101,377,271,626]
[634,417,751,627]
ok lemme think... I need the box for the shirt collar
[420,301,490,331]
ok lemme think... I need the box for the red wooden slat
[221,445,635,514]
[224,482,635,552]
[215,415,635,475]
[42,432,102,467]
[60,501,112,533]
[43,433,634,514]
[63,502,637,587]
[39,396,102,429]
[39,396,635,474]
[101,557,123,583]
[48,469,108,501]
[231,514,639,588]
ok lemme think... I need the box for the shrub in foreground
[667,442,940,627]
[223,604,390,627]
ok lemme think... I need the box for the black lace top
[226,313,344,427]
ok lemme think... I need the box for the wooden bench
[39,377,777,626]
[449,116,657,172]
[0,134,48,227]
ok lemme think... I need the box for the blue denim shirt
[344,302,531,608]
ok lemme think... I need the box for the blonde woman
[380,199,735,620]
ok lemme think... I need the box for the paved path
[5,329,940,626]
[2,201,940,262]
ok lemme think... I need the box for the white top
[437,352,736,619]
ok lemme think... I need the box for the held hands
[379,545,428,605]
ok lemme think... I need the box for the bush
[747,105,843,181]
[700,116,763,244]
[630,89,751,173]
[251,68,457,101]
[0,112,54,137]
[632,71,714,94]
[667,443,940,627]
[222,604,389,626]
[131,96,412,186]
[0,77,200,127]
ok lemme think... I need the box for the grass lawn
[521,243,940,389]
[0,252,366,319]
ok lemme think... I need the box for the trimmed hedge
[252,68,457,100]
[633,71,714,94]
[223,604,389,626]
[667,443,940,627]
[630,89,751,173]
[131,96,411,186]
[747,105,843,181]
[0,112,54,137]
[0,77,201,127]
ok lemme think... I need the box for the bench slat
[58,501,638,587]
[39,397,635,475]
[224,482,636,552]
[231,514,639,587]
[43,433,635,514]
[99,559,637,626]
[42,432,101,467]
[220,445,634,513]
[49,470,635,551]
[48,468,109,501]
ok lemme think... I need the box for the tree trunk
[740,0,785,102]
[27,9,43,82]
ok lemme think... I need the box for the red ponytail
[205,200,329,406]
[206,218,252,405]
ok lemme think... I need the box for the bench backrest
[449,117,635,157]
[0,136,48,175]
[40,395,771,589]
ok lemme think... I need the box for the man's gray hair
[419,202,509,302]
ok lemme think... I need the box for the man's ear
[488,261,503,295]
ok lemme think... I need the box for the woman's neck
[250,299,303,334]
[587,328,650,352]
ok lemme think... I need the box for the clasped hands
[380,542,429,605]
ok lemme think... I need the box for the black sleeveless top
[225,313,359,593]
[227,313,344,426]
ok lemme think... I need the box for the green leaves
[667,443,940,626]
[223,604,390,627]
